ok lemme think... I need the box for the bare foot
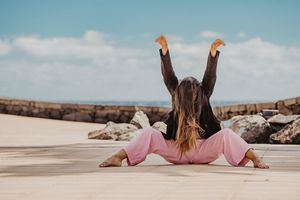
[253,158,269,169]
[99,156,122,167]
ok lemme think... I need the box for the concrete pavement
[0,113,299,200]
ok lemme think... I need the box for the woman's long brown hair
[174,77,205,158]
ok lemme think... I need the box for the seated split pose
[99,35,269,169]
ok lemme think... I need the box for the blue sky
[0,0,299,102]
[1,0,299,45]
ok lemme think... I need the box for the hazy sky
[0,0,299,102]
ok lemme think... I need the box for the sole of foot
[99,156,122,168]
[254,160,269,169]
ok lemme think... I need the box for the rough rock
[88,121,138,140]
[262,109,279,119]
[269,123,287,133]
[130,110,150,129]
[267,114,300,124]
[117,129,142,141]
[152,121,167,134]
[220,119,231,129]
[269,118,300,144]
[229,115,272,143]
[267,114,300,133]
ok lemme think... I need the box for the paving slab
[0,114,299,200]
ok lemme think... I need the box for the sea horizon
[46,99,275,108]
[0,95,281,108]
[62,100,276,107]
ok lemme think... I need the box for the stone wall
[213,96,300,120]
[0,96,299,123]
[0,97,170,125]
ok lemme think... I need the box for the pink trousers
[123,127,251,167]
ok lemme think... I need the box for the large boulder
[88,121,138,140]
[267,114,300,133]
[118,122,168,141]
[220,119,231,129]
[261,109,279,119]
[229,115,272,143]
[152,121,167,134]
[267,114,300,124]
[88,111,150,141]
[117,129,142,141]
[269,118,300,144]
[130,110,150,129]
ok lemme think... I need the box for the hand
[210,39,226,57]
[155,35,168,47]
[155,35,168,55]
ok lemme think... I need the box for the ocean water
[59,100,265,108]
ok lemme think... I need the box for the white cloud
[13,31,115,59]
[0,31,299,102]
[237,32,247,38]
[0,40,12,56]
[0,30,164,101]
[200,30,224,39]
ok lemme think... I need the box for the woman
[99,35,269,169]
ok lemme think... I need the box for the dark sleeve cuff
[209,50,220,59]
[159,48,169,58]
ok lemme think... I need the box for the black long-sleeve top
[159,49,222,140]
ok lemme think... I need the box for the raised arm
[201,39,225,98]
[156,35,179,96]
